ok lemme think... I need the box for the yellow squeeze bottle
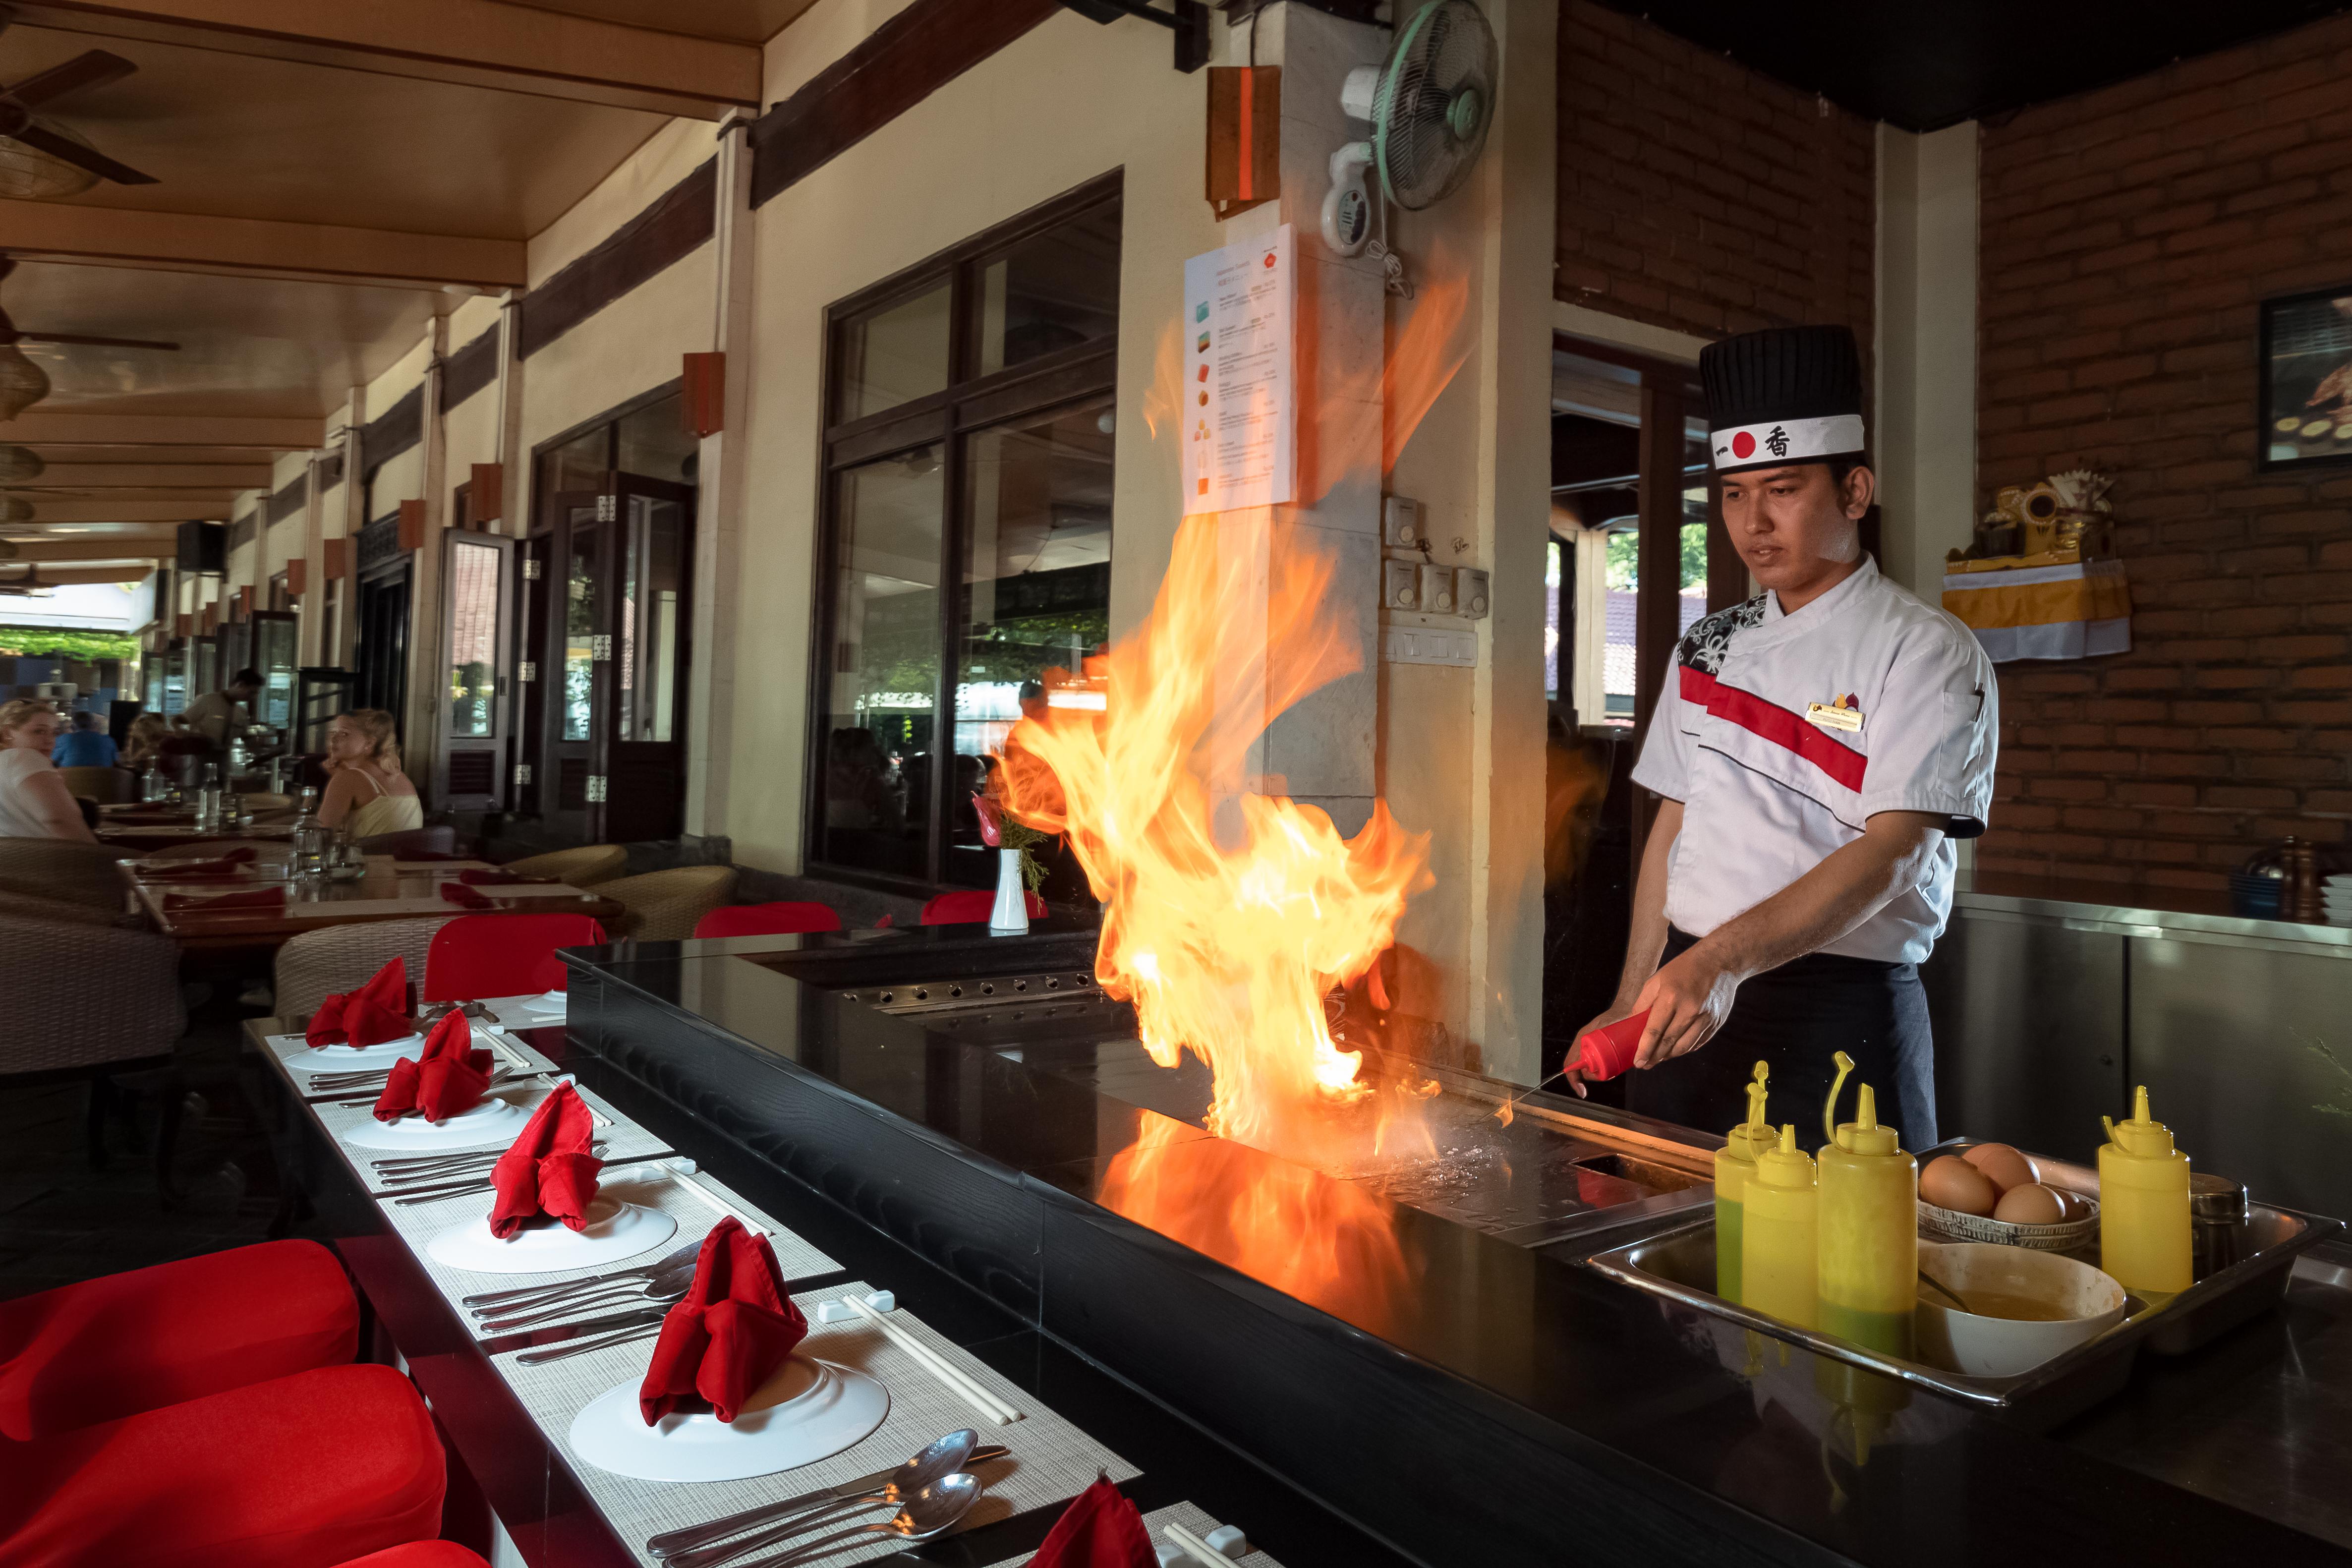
[1816,1068,1917,1360]
[2100,1085,2193,1297]
[1714,1062,1773,1303]
[1741,1125,1819,1331]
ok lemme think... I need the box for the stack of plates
[2325,873,2352,928]
[2231,869,2285,919]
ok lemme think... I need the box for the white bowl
[1914,1242,2127,1378]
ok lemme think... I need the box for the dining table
[125,855,626,952]
[95,803,297,854]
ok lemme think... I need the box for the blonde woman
[119,712,171,771]
[0,701,97,841]
[316,709,423,840]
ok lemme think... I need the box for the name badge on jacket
[1806,697,1863,734]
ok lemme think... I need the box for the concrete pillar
[1875,121,1981,596]
[493,290,526,538]
[336,386,366,673]
[406,318,450,796]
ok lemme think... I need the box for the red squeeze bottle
[1573,1009,1651,1081]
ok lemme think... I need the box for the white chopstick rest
[659,1159,768,1234]
[813,1290,895,1324]
[840,1294,1020,1426]
[1161,1521,1241,1565]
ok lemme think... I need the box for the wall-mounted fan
[1320,0,1498,294]
[0,21,157,200]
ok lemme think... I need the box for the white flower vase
[989,847,1030,932]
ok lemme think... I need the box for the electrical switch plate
[1418,563,1454,614]
[1382,627,1478,667]
[1455,567,1490,618]
[1383,495,1422,549]
[1382,560,1420,610]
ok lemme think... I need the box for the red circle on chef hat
[1731,431,1757,460]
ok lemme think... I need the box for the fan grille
[0,446,41,486]
[1377,0,1499,211]
[0,344,49,422]
[0,121,103,202]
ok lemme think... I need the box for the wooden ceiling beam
[4,499,233,522]
[10,0,761,118]
[16,463,278,489]
[0,535,175,562]
[0,563,162,584]
[0,201,527,290]
[0,411,324,449]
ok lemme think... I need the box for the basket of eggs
[1918,1142,2098,1251]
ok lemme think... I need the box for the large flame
[998,509,1431,1151]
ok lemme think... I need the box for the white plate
[567,1356,889,1484]
[425,1194,678,1274]
[284,1033,427,1071]
[340,1092,530,1150]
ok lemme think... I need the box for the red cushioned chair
[333,1546,490,1568]
[0,1239,357,1442]
[919,889,1047,926]
[0,1363,445,1568]
[691,901,844,939]
[422,913,608,1003]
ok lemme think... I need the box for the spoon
[650,1430,980,1564]
[1918,1269,1975,1313]
[735,1475,981,1568]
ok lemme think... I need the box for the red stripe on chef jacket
[1678,665,1867,793]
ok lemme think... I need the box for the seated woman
[0,701,99,842]
[316,710,422,841]
[119,712,170,772]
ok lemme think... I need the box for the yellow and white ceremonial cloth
[1940,554,2130,664]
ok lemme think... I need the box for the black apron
[1622,926,1937,1152]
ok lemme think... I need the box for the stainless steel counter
[1924,873,2352,1220]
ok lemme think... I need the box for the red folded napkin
[161,885,286,914]
[488,1084,603,1238]
[439,882,493,909]
[1027,1477,1156,1568]
[459,868,556,886]
[638,1218,807,1425]
[371,1011,493,1124]
[306,956,414,1049]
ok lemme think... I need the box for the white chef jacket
[1631,557,1998,965]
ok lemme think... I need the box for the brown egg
[1921,1155,1999,1216]
[1961,1142,2040,1195]
[1994,1183,2069,1225]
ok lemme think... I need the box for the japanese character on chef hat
[1701,325,1867,477]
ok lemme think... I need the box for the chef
[1571,324,1997,1152]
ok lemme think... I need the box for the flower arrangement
[972,791,1051,895]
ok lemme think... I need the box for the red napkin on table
[161,885,285,914]
[439,882,493,909]
[638,1218,807,1425]
[306,956,414,1049]
[371,1011,493,1124]
[459,868,556,886]
[1026,1478,1156,1568]
[488,1084,603,1238]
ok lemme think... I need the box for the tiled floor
[0,995,293,1302]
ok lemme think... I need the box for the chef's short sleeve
[1630,647,1698,802]
[1861,625,1998,837]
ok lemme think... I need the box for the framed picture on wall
[2260,287,2352,470]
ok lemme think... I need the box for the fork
[388,1149,666,1204]
[371,1141,608,1180]
[476,1269,693,1333]
[460,1235,705,1310]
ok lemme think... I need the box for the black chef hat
[1700,325,1866,475]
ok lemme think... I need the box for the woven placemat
[479,991,570,1030]
[314,1078,667,1190]
[264,1021,561,1100]
[377,1165,839,1339]
[977,1501,1283,1568]
[495,1280,1139,1567]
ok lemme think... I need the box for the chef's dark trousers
[1622,926,1938,1153]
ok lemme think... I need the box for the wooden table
[125,857,624,951]
[96,807,296,854]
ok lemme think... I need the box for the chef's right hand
[1562,999,1644,1099]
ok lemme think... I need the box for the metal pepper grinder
[2281,836,2325,925]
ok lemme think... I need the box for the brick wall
[1977,17,2352,891]
[1555,1,1876,349]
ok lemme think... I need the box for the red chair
[919,889,1047,925]
[0,1240,357,1442]
[422,913,607,1003]
[691,901,844,939]
[0,1363,445,1568]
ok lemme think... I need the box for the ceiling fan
[0,11,158,196]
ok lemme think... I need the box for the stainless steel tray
[1572,1190,2341,1427]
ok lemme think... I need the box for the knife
[642,1445,1010,1558]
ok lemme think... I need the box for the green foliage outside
[0,627,138,663]
[1603,524,1710,594]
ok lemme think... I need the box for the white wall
[1875,121,1980,596]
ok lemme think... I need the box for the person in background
[119,712,170,772]
[315,709,422,841]
[181,667,262,754]
[0,701,98,841]
[50,711,118,769]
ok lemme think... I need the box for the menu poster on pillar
[1181,225,1296,517]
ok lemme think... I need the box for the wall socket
[1455,568,1489,618]
[1418,563,1454,614]
[1383,495,1422,550]
[1382,560,1420,610]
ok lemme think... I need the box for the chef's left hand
[1630,947,1743,1069]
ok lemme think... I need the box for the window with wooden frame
[806,173,1122,894]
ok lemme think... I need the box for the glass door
[543,490,607,842]
[192,634,219,703]
[603,476,693,842]
[250,611,297,730]
[439,530,513,810]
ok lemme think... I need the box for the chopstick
[1161,1523,1229,1568]
[659,1161,769,1235]
[841,1295,1019,1426]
